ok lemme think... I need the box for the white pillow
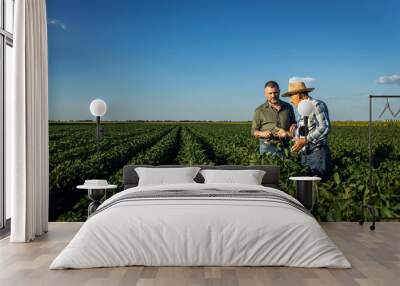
[135,167,201,186]
[200,169,266,185]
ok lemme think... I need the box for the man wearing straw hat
[282,81,333,181]
[251,80,297,157]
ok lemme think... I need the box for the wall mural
[47,1,400,222]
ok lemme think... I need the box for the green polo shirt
[251,100,296,136]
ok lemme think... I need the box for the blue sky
[47,0,400,121]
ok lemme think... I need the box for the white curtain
[8,0,49,242]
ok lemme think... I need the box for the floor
[0,222,399,286]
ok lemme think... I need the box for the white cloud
[48,19,66,30]
[289,76,316,83]
[376,74,400,85]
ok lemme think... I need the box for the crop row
[176,127,211,165]
[49,124,155,155]
[59,127,182,221]
[108,127,181,189]
[49,125,174,220]
[49,127,159,170]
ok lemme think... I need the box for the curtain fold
[9,0,49,242]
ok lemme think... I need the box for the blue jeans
[259,139,284,158]
[300,145,333,182]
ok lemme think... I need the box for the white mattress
[50,183,351,269]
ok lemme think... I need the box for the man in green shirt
[251,81,297,156]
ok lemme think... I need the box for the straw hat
[281,81,315,97]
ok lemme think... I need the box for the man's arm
[251,110,260,137]
[251,110,270,138]
[306,101,330,142]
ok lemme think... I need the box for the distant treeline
[49,120,253,125]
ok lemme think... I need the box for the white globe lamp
[90,99,107,117]
[297,99,314,157]
[298,99,314,117]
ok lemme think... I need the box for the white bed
[50,183,351,269]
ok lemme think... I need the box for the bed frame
[123,165,280,190]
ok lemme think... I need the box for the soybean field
[49,122,400,222]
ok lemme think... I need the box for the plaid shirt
[296,97,331,147]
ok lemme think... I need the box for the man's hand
[260,130,272,139]
[274,128,289,139]
[291,137,307,153]
[255,130,272,139]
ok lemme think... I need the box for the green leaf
[333,172,341,184]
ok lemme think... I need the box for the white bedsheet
[50,183,351,269]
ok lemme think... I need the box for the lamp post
[294,99,316,208]
[297,99,314,155]
[89,99,107,153]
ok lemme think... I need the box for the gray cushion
[123,165,280,190]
